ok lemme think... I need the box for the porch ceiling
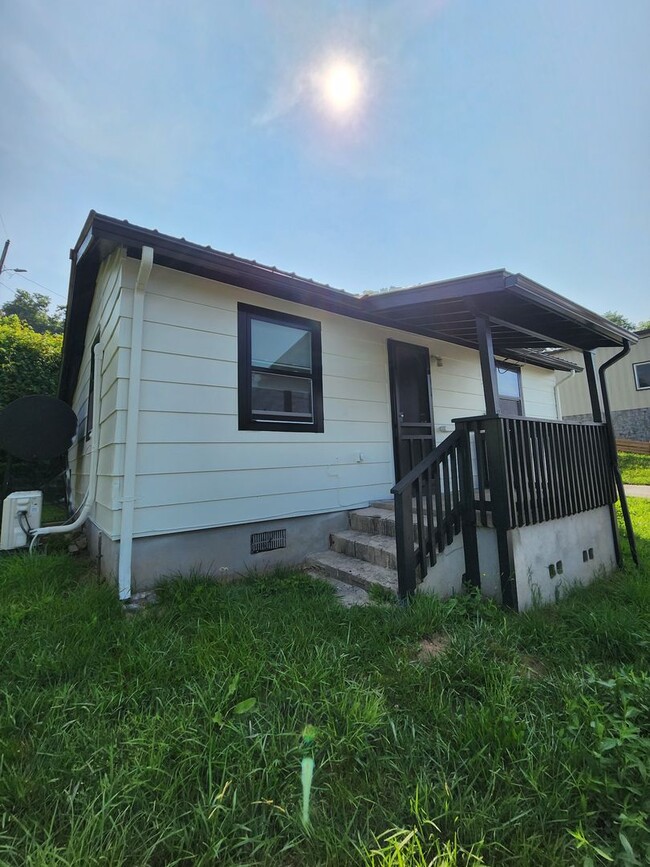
[361,270,636,354]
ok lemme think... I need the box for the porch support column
[475,314,500,416]
[583,351,603,423]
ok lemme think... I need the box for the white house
[58,212,638,610]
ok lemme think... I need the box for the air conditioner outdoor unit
[0,491,43,551]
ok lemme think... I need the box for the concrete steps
[306,504,407,599]
[306,549,399,595]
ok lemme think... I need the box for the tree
[1,289,65,334]
[602,310,636,331]
[0,315,63,409]
[637,319,650,331]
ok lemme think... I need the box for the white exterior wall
[68,249,127,538]
[68,252,559,544]
[115,257,557,541]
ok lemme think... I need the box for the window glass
[497,365,521,398]
[634,361,650,390]
[251,373,313,418]
[251,320,312,373]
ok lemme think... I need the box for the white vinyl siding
[115,258,557,539]
[68,252,559,541]
[68,249,127,538]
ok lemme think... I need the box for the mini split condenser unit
[0,491,43,551]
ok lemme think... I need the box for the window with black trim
[497,363,524,416]
[86,331,100,440]
[238,304,324,432]
[633,361,650,391]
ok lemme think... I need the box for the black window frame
[633,361,650,391]
[86,331,100,440]
[237,303,324,432]
[496,362,524,417]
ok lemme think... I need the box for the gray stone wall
[565,408,650,442]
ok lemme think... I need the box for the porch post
[475,315,500,416]
[582,351,603,423]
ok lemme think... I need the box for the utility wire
[18,273,67,300]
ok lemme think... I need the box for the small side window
[497,363,524,416]
[633,361,650,391]
[86,332,100,440]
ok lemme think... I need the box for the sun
[320,60,362,113]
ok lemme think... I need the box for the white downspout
[118,246,154,600]
[554,369,576,419]
[30,340,105,550]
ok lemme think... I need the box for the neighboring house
[58,212,638,611]
[554,330,650,442]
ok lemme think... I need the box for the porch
[360,271,639,609]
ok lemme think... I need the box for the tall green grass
[618,451,650,485]
[1,502,649,866]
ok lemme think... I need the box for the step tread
[333,528,398,553]
[306,550,398,594]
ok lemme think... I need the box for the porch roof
[60,212,636,401]
[360,270,636,353]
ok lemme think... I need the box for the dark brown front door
[387,339,436,481]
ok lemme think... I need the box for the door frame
[387,338,436,482]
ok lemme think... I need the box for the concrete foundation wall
[417,525,501,603]
[510,506,616,610]
[88,510,350,591]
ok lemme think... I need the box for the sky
[1,0,648,325]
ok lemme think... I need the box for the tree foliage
[1,289,65,334]
[602,310,642,332]
[0,315,63,410]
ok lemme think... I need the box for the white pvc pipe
[30,341,105,551]
[117,246,154,600]
[553,369,576,419]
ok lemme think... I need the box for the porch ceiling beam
[468,304,583,352]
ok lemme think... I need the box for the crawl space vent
[251,529,287,555]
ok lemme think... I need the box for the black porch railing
[390,428,478,599]
[392,415,617,599]
[456,415,616,530]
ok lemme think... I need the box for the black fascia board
[506,273,638,348]
[360,269,509,311]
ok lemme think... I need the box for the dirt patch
[416,633,450,662]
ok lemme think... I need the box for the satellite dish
[0,396,77,461]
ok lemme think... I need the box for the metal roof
[59,212,637,401]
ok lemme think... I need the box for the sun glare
[321,60,362,113]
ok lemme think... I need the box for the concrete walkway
[624,484,650,499]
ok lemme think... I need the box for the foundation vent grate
[251,529,287,555]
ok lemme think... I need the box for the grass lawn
[619,451,650,486]
[1,505,649,866]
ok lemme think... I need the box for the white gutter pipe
[29,340,105,552]
[117,246,154,600]
[553,369,576,419]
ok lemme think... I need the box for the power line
[0,213,8,237]
[15,273,67,301]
